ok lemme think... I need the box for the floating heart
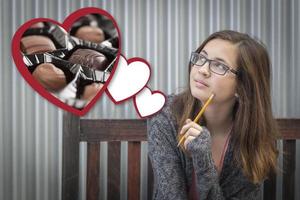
[11,7,121,116]
[134,87,166,118]
[106,55,151,103]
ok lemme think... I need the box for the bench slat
[86,142,100,200]
[263,173,276,200]
[128,142,141,200]
[79,119,300,141]
[282,140,296,200]
[148,157,154,200]
[62,113,80,200]
[80,120,147,142]
[277,119,300,139]
[108,142,121,200]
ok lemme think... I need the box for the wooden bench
[61,113,300,200]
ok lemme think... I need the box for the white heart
[106,55,150,102]
[134,87,166,118]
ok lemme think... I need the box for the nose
[197,61,210,77]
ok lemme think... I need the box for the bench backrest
[62,114,300,200]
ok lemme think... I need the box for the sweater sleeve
[147,109,189,200]
[186,127,262,200]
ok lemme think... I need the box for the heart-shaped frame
[11,7,122,116]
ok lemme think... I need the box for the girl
[148,30,279,199]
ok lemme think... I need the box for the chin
[190,86,209,102]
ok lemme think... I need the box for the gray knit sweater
[147,95,262,200]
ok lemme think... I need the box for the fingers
[180,119,203,135]
[186,119,192,123]
[184,135,195,149]
[184,127,202,138]
[182,128,202,149]
[179,118,204,149]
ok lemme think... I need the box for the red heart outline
[11,7,122,116]
[133,86,166,119]
[105,54,152,105]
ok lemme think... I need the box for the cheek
[189,71,192,87]
[189,68,205,98]
[189,68,197,86]
[211,78,236,99]
[189,69,196,91]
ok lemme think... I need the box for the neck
[202,100,235,137]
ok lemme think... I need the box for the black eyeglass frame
[190,52,238,76]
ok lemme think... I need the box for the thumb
[185,119,192,123]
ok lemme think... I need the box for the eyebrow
[200,50,230,66]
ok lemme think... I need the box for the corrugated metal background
[1,0,300,200]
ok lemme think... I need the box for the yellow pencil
[177,93,215,147]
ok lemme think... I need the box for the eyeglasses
[190,52,238,76]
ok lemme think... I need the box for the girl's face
[190,39,238,104]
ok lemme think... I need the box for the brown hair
[172,30,279,184]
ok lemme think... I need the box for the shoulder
[148,94,177,123]
[147,94,178,138]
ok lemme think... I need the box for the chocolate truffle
[30,22,45,28]
[68,49,109,71]
[74,26,105,43]
[82,83,103,102]
[21,35,56,54]
[32,63,67,91]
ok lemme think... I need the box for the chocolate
[21,35,56,54]
[82,83,103,102]
[32,63,67,91]
[30,22,45,28]
[74,26,105,43]
[68,49,109,70]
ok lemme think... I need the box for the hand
[179,119,203,150]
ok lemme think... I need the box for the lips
[195,79,209,87]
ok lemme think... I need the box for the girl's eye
[220,64,227,69]
[214,63,226,70]
[210,62,228,74]
[199,55,207,62]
